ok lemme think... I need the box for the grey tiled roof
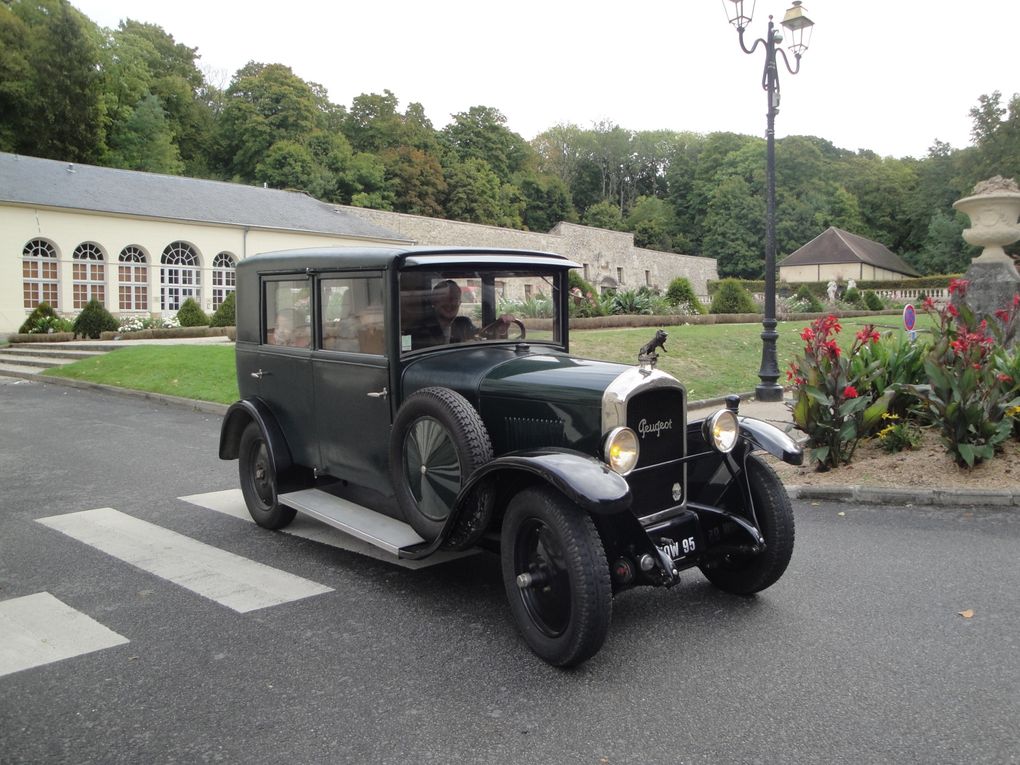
[779,227,921,277]
[0,152,408,242]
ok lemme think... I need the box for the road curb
[787,484,1020,507]
[3,371,229,416]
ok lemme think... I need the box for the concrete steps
[0,342,109,378]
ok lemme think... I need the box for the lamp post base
[754,382,785,402]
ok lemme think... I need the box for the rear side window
[264,279,311,348]
[320,276,385,355]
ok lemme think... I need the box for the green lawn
[569,316,928,401]
[41,315,929,404]
[44,344,239,404]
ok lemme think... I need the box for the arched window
[72,242,106,309]
[118,246,148,311]
[160,241,200,311]
[23,238,60,309]
[211,252,237,310]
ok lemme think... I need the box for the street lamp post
[723,0,814,402]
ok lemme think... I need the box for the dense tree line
[3,0,1018,278]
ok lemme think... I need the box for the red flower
[800,327,815,342]
[949,279,969,296]
[947,303,959,318]
[923,296,935,311]
[997,373,1013,383]
[843,385,859,399]
[856,326,880,344]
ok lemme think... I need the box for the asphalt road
[1,378,1018,765]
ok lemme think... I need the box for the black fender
[218,398,295,479]
[737,416,803,465]
[459,448,632,516]
[401,448,631,561]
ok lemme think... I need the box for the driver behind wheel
[411,279,514,348]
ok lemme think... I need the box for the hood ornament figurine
[638,329,668,370]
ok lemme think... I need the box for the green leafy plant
[210,292,237,327]
[710,279,757,314]
[176,297,209,327]
[610,289,652,316]
[788,315,893,469]
[849,330,928,419]
[72,299,119,339]
[876,413,923,453]
[899,280,1020,467]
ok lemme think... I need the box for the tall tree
[215,62,325,181]
[701,176,765,278]
[6,0,104,162]
[442,106,532,183]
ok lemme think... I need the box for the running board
[278,489,425,556]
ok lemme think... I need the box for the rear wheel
[501,487,612,667]
[238,422,296,530]
[700,453,794,595]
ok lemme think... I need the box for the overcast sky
[72,0,1018,160]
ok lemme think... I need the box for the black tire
[501,486,612,667]
[700,453,795,595]
[390,387,493,544]
[238,422,296,530]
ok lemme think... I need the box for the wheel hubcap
[404,416,461,522]
[514,518,570,637]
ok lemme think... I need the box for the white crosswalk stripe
[0,592,129,678]
[181,489,476,569]
[36,507,333,613]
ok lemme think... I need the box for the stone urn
[953,176,1020,330]
[953,176,1020,264]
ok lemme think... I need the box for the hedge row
[707,275,963,297]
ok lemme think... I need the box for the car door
[313,273,393,495]
[254,275,318,469]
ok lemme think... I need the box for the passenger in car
[273,308,310,348]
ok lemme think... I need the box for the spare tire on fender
[389,386,494,548]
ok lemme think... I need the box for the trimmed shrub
[72,299,119,339]
[665,277,706,315]
[863,290,884,311]
[843,287,863,307]
[19,302,60,334]
[793,285,823,312]
[210,292,236,327]
[710,279,757,314]
[176,297,209,327]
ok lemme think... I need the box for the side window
[320,276,385,355]
[264,279,311,348]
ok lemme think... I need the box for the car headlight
[704,409,739,453]
[603,427,640,475]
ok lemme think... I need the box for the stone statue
[826,280,838,302]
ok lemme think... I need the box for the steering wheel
[477,318,526,341]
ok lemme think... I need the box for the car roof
[238,245,579,273]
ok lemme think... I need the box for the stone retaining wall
[341,208,718,299]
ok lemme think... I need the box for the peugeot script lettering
[638,418,673,439]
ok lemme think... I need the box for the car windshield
[399,267,562,353]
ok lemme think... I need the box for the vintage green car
[219,246,802,666]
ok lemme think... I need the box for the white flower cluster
[117,314,182,332]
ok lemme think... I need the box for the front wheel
[699,453,794,595]
[238,422,296,530]
[501,487,612,667]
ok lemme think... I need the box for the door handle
[250,369,269,379]
[367,387,388,399]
